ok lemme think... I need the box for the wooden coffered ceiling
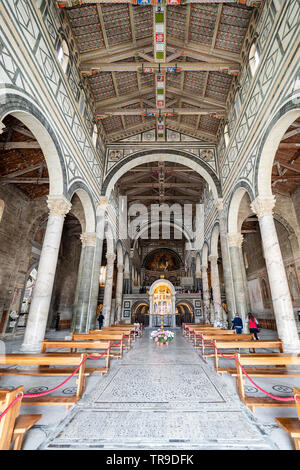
[63,2,257,143]
[0,116,49,200]
[117,160,205,207]
[271,118,300,198]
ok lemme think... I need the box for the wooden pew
[183,324,213,337]
[190,328,236,347]
[235,353,300,413]
[114,324,143,337]
[41,340,112,375]
[213,339,283,375]
[72,333,125,358]
[193,329,237,353]
[91,326,135,342]
[187,326,224,342]
[276,387,300,450]
[200,334,254,357]
[0,386,42,450]
[0,354,88,411]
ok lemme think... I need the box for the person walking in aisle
[232,313,243,334]
[247,312,260,340]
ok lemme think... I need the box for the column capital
[99,196,109,211]
[208,255,218,264]
[117,263,124,271]
[47,195,71,218]
[80,232,97,247]
[227,232,244,248]
[106,253,116,264]
[195,271,202,278]
[201,264,208,271]
[250,195,276,219]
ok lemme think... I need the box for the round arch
[132,220,194,251]
[101,149,222,200]
[255,104,300,198]
[210,223,220,257]
[0,94,67,197]
[68,183,96,233]
[201,242,209,268]
[116,240,124,265]
[227,185,254,234]
[149,279,176,297]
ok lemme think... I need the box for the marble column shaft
[85,208,106,331]
[102,253,116,327]
[21,196,71,352]
[218,203,236,323]
[209,255,222,323]
[251,196,300,352]
[115,263,124,323]
[227,233,249,333]
[201,265,210,324]
[73,233,97,333]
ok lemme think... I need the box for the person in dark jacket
[97,312,104,330]
[232,313,243,334]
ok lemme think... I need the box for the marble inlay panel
[93,365,224,404]
[48,409,272,449]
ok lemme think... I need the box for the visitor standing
[247,312,260,340]
[97,311,104,330]
[232,313,243,334]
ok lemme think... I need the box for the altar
[149,279,177,328]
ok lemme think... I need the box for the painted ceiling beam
[57,1,261,6]
[0,177,49,184]
[167,86,226,109]
[95,87,154,109]
[97,108,225,116]
[81,61,240,73]
[0,142,40,150]
[167,37,242,65]
[80,38,153,63]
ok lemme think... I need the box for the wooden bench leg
[295,438,300,451]
[13,434,24,450]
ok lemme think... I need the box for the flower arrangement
[151,330,174,346]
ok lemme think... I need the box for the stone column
[201,264,210,323]
[73,232,97,333]
[217,200,236,323]
[85,198,107,331]
[102,253,116,327]
[239,246,251,313]
[209,255,222,324]
[115,263,124,323]
[251,196,300,352]
[21,196,71,352]
[227,233,250,333]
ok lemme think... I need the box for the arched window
[57,39,69,73]
[224,124,230,147]
[249,42,260,76]
[0,200,4,223]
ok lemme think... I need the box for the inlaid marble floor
[33,330,279,450]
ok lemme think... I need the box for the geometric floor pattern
[38,330,277,450]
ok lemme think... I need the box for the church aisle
[37,329,278,450]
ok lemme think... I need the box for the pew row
[212,339,284,374]
[276,387,300,450]
[0,353,88,410]
[235,353,300,413]
[0,386,42,450]
[72,333,125,358]
[41,340,112,375]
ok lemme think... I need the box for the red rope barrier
[0,331,135,421]
[187,329,300,403]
